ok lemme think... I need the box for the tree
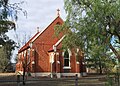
[0,0,26,72]
[86,50,116,74]
[55,0,120,74]
[0,46,9,72]
[60,0,120,58]
[14,31,31,49]
[14,32,31,85]
[0,0,16,72]
[64,0,120,59]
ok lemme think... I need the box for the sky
[8,0,66,63]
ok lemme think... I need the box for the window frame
[63,49,71,69]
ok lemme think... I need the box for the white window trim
[49,52,55,63]
[63,66,71,69]
[27,48,30,56]
[24,50,26,57]
[18,53,21,60]
[76,62,79,64]
[63,49,71,68]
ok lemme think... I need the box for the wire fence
[0,73,119,86]
[0,74,80,86]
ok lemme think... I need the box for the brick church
[16,10,86,78]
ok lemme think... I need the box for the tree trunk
[23,67,26,85]
[98,57,102,74]
[99,62,102,74]
[109,43,120,59]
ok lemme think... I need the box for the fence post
[116,67,119,86]
[75,74,78,86]
[17,75,20,86]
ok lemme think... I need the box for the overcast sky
[8,0,66,63]
[8,0,66,40]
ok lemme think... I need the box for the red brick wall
[16,16,86,74]
[32,17,63,72]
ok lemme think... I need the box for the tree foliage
[0,46,9,72]
[60,0,120,60]
[0,0,25,72]
[54,0,120,74]
[0,41,15,72]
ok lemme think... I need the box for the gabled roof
[31,16,64,42]
[18,32,40,53]
[48,35,65,52]
[18,16,64,53]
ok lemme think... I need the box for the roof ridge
[18,32,40,53]
[18,16,64,53]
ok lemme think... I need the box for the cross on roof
[57,9,60,16]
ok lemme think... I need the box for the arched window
[27,48,30,63]
[24,50,26,57]
[27,48,30,56]
[64,50,70,67]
